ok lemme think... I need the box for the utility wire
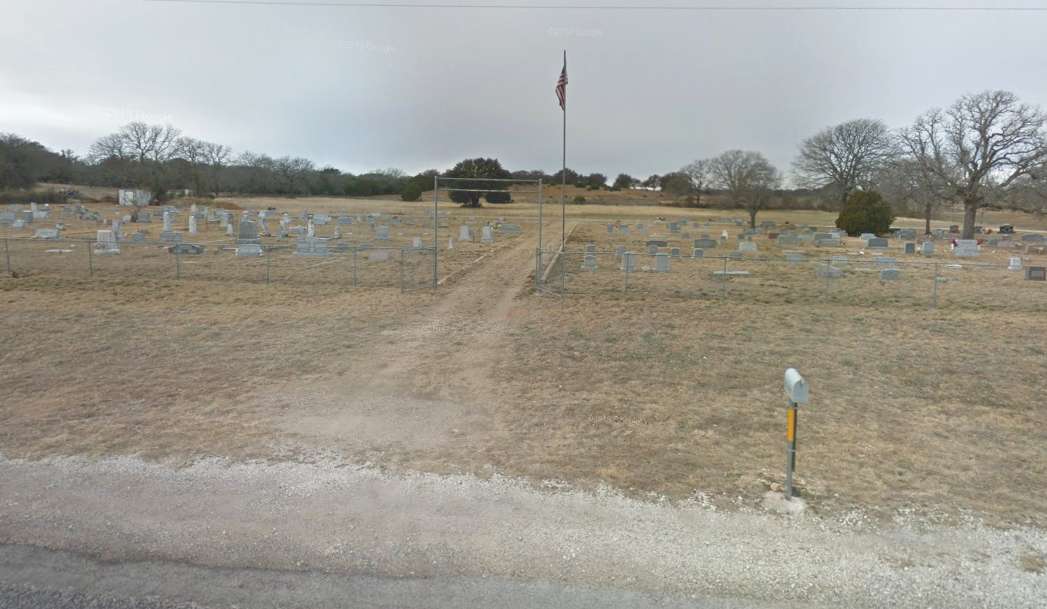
[143,1,1047,12]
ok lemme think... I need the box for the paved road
[0,544,769,609]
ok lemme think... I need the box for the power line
[143,0,1047,12]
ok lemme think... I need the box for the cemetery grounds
[1,194,1045,534]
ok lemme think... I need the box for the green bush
[835,190,894,236]
[572,195,586,205]
[485,191,512,204]
[401,181,423,202]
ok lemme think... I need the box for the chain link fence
[535,247,1046,312]
[1,237,436,290]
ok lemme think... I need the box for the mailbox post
[783,368,809,500]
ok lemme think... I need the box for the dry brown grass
[2,200,1045,528]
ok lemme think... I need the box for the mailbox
[784,368,809,405]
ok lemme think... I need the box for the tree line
[3,89,1046,237]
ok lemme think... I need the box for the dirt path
[280,225,561,453]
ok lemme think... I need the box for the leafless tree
[89,122,182,192]
[708,150,781,229]
[201,141,231,195]
[876,159,947,235]
[681,159,710,206]
[793,118,896,206]
[900,90,1047,239]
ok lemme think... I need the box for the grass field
[2,195,1045,529]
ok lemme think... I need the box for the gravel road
[0,455,1043,608]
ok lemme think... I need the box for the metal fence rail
[1,237,436,291]
[535,247,1046,312]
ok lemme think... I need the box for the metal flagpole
[560,50,567,252]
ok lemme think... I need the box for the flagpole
[561,50,567,252]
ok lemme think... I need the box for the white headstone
[162,211,173,232]
[459,225,471,241]
[188,215,198,235]
[482,225,494,243]
[1009,256,1023,272]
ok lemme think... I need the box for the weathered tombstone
[1022,234,1045,243]
[816,266,844,279]
[738,241,758,253]
[131,232,146,243]
[170,243,204,255]
[501,223,522,236]
[412,237,423,249]
[160,231,181,244]
[482,225,494,243]
[831,255,849,266]
[921,241,935,256]
[1026,266,1046,281]
[94,230,119,255]
[867,237,889,249]
[34,228,60,240]
[670,247,681,259]
[447,237,454,250]
[375,225,390,241]
[621,226,630,236]
[785,252,806,264]
[607,224,614,234]
[585,243,597,254]
[694,238,718,249]
[654,253,670,272]
[162,211,173,233]
[875,256,897,267]
[238,220,260,244]
[776,234,801,247]
[954,240,980,257]
[1008,257,1023,272]
[859,232,876,243]
[459,225,472,241]
[646,239,669,248]
[880,268,900,281]
[582,253,598,272]
[614,245,625,260]
[904,242,916,255]
[692,248,704,259]
[296,237,329,257]
[646,244,658,255]
[236,244,263,257]
[623,251,637,272]
[896,228,917,241]
[188,215,198,235]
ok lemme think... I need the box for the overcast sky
[5,0,1047,181]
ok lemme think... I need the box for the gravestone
[904,242,916,255]
[607,224,614,234]
[831,255,849,266]
[1008,257,1023,272]
[670,247,681,259]
[236,244,263,257]
[337,215,352,225]
[738,241,758,253]
[376,225,390,241]
[296,237,329,257]
[585,243,597,254]
[501,223,522,236]
[896,229,917,241]
[161,231,181,244]
[34,228,60,240]
[954,240,980,257]
[1026,266,1046,281]
[615,245,625,260]
[314,214,330,226]
[921,241,934,256]
[238,220,260,244]
[692,248,704,259]
[694,238,718,249]
[459,225,471,241]
[776,235,802,247]
[188,215,198,235]
[170,243,204,255]
[785,252,806,264]
[867,237,889,249]
[94,230,119,255]
[412,237,423,249]
[130,232,146,243]
[654,253,670,272]
[622,252,637,272]
[646,240,669,248]
[621,226,630,236]
[1022,234,1045,243]
[162,211,173,233]
[816,266,844,279]
[582,254,598,272]
[646,244,659,255]
[482,226,494,243]
[875,256,897,267]
[880,268,900,281]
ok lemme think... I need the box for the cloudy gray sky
[5,0,1047,180]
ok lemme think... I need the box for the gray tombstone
[646,244,658,255]
[921,241,935,256]
[867,237,889,249]
[694,238,718,249]
[170,243,204,256]
[1025,266,1046,281]
[623,252,637,272]
[654,253,670,272]
[582,254,598,272]
[880,268,900,281]
[238,220,260,244]
[904,242,916,255]
[692,248,704,259]
[235,244,263,257]
[670,247,681,259]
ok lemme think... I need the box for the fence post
[824,257,832,293]
[352,247,358,288]
[265,246,271,285]
[932,262,939,308]
[400,248,405,293]
[87,240,94,277]
[3,239,10,275]
[175,246,181,279]
[721,256,728,298]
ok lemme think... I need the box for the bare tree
[89,122,182,193]
[201,141,231,195]
[681,159,710,206]
[708,150,781,229]
[794,118,896,206]
[877,159,946,235]
[900,90,1047,239]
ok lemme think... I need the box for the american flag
[555,52,568,111]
